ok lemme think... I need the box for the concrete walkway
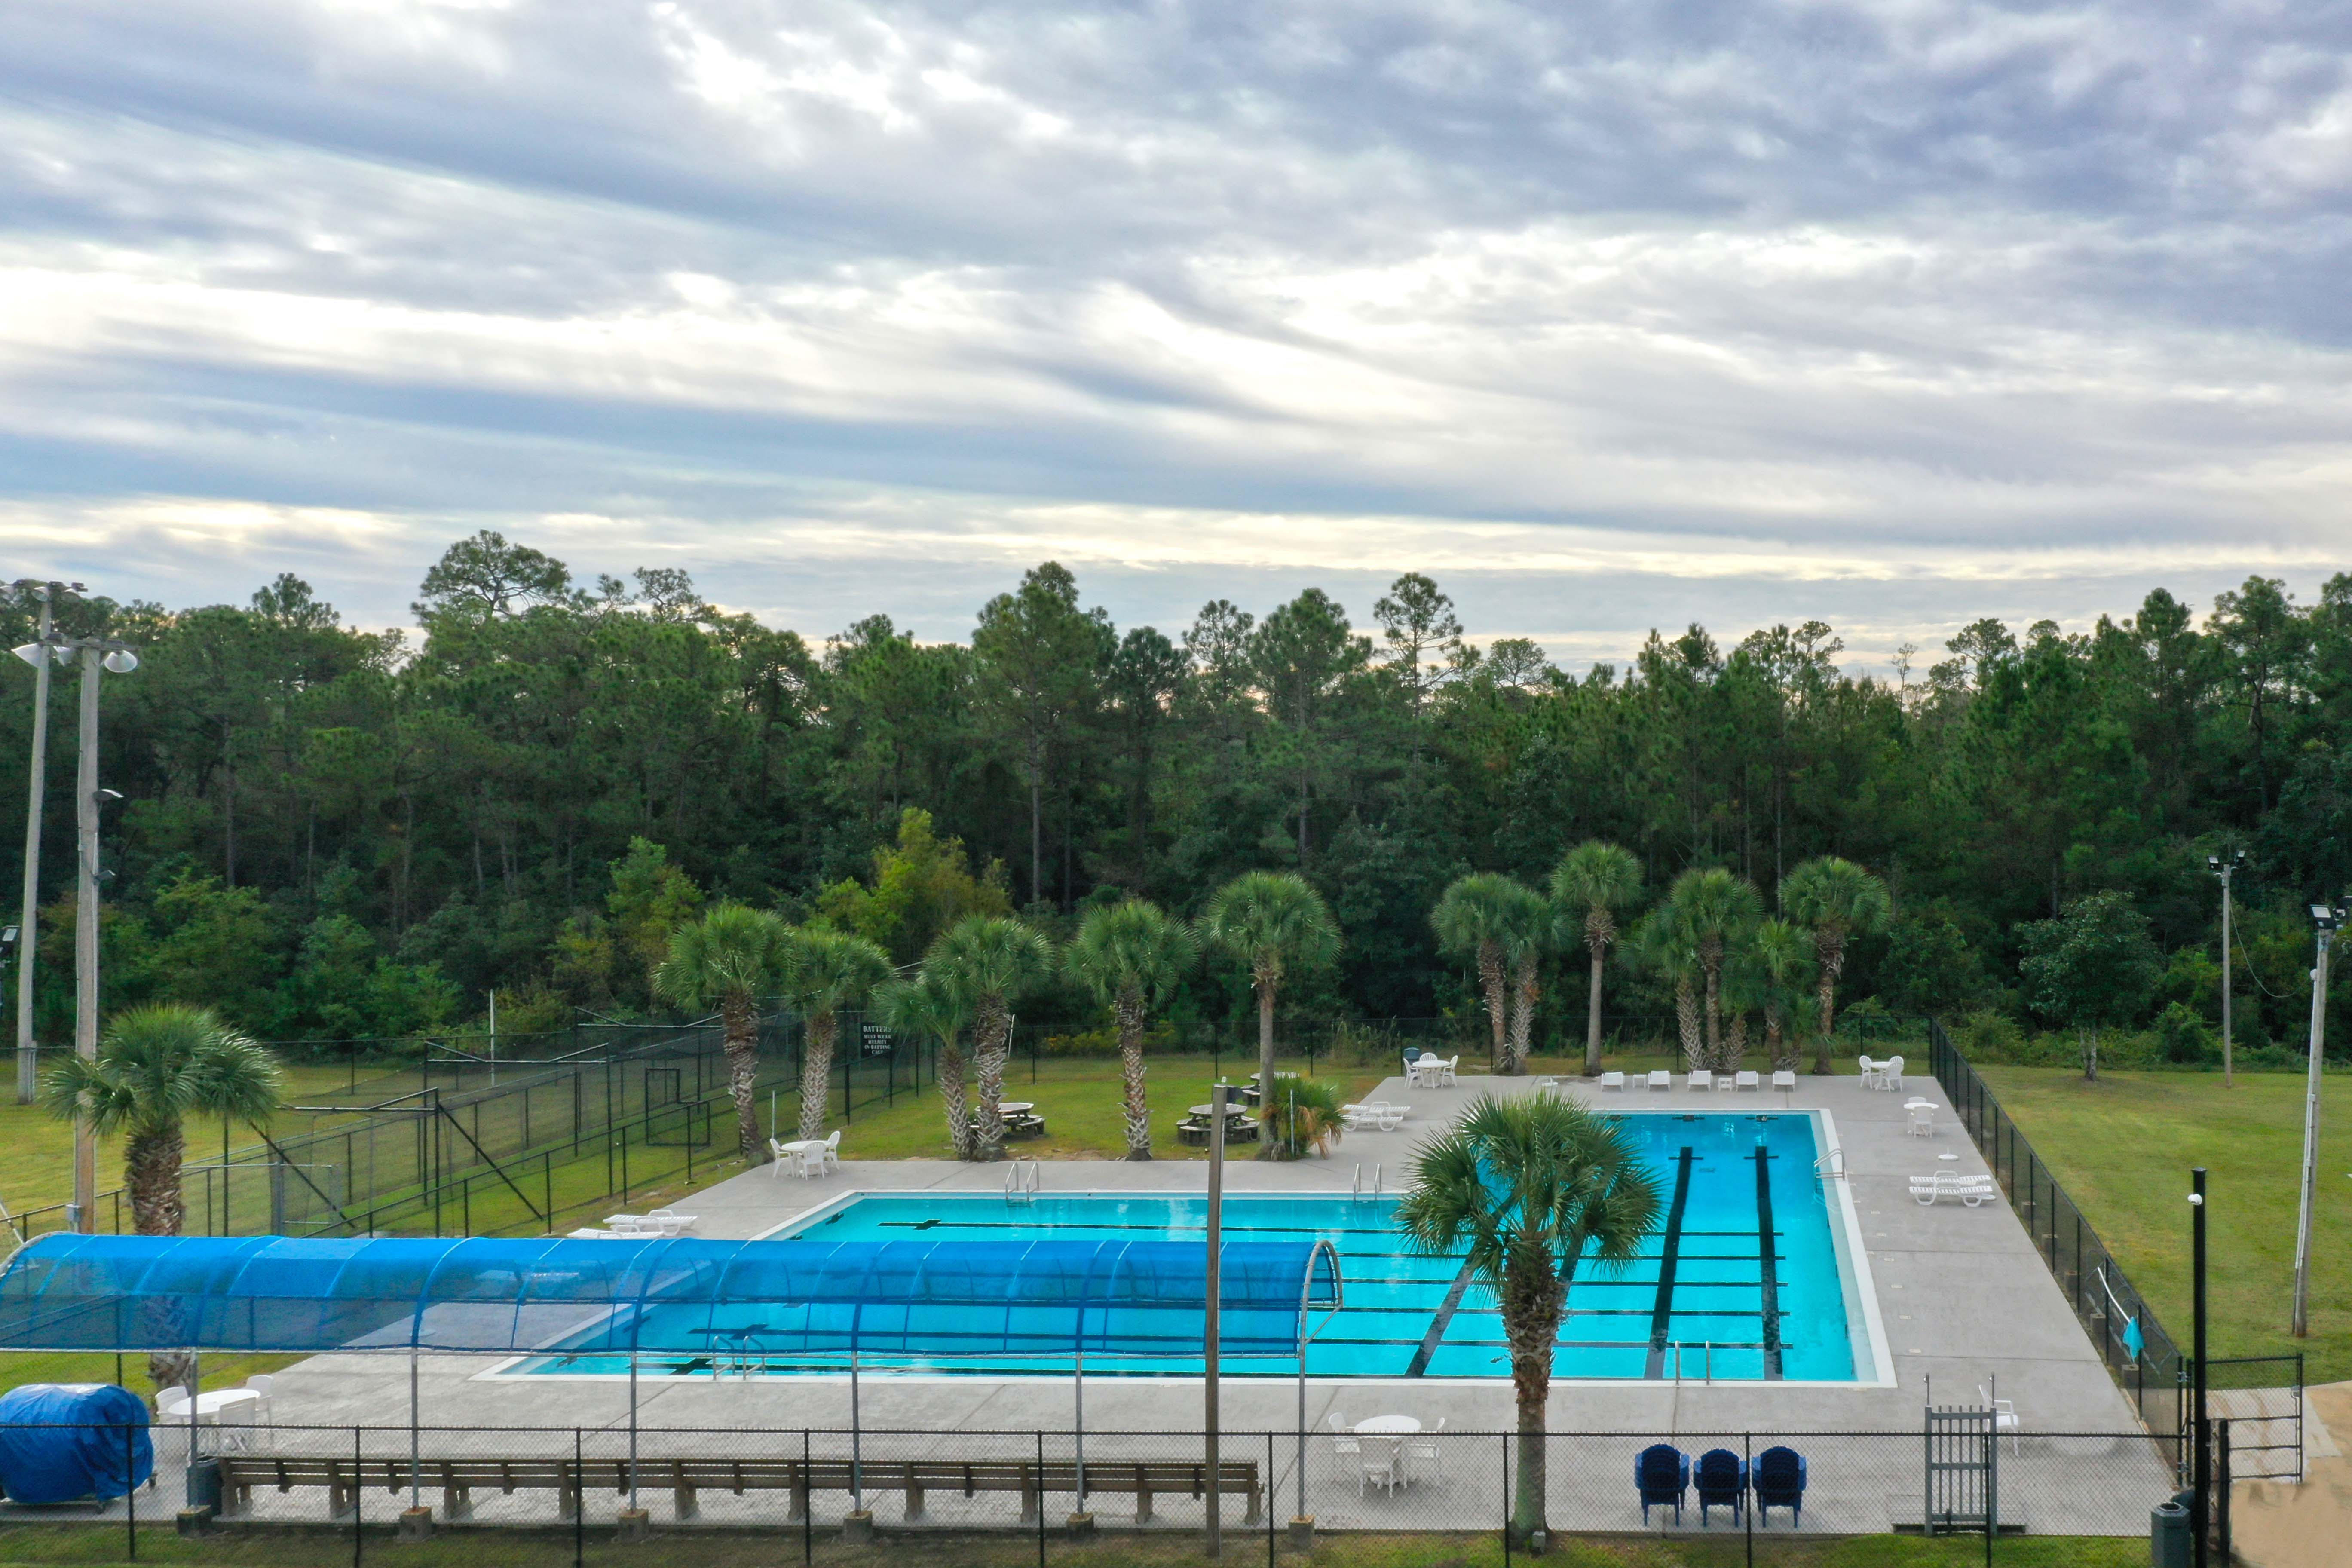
[256,1067,2144,1440]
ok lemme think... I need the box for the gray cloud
[1,0,2347,662]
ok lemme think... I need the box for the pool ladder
[1668,1341,1715,1384]
[1812,1147,1847,1191]
[1004,1158,1040,1205]
[1351,1162,1383,1204]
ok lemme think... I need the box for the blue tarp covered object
[0,1234,1342,1360]
[0,1384,152,1504]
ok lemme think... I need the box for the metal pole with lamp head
[1204,1082,1224,1560]
[2293,899,2339,1338]
[2190,1168,2208,1568]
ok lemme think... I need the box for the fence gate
[1923,1406,1998,1535]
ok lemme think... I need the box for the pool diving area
[519,1111,1862,1383]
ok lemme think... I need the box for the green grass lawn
[1977,1066,2352,1383]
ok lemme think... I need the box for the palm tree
[1780,857,1892,1073]
[1628,906,1704,1069]
[1199,872,1340,1124]
[778,926,893,1143]
[1747,918,1817,1072]
[43,1003,283,1390]
[655,901,791,1158]
[923,914,1054,1161]
[1666,868,1763,1069]
[1395,1094,1659,1546]
[1064,899,1198,1160]
[1550,842,1642,1075]
[876,974,977,1159]
[1431,873,1548,1072]
[1261,1072,1344,1159]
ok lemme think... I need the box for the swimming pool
[514,1111,1872,1384]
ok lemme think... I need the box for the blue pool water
[519,1112,1858,1382]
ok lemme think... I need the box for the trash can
[184,1455,221,1514]
[2150,1498,2191,1568]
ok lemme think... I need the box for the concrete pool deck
[254,1067,2147,1442]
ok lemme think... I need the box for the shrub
[2154,1002,2219,1064]
[1261,1072,1345,1160]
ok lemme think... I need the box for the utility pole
[10,581,73,1105]
[57,630,138,1233]
[2293,898,2340,1337]
[2209,852,2245,1087]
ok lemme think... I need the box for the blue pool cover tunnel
[0,1232,1344,1360]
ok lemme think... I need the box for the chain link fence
[0,1421,2184,1567]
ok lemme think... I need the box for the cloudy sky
[3,0,2348,667]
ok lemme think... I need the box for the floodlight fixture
[11,643,50,668]
[101,649,137,674]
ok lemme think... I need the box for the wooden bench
[218,1453,1261,1526]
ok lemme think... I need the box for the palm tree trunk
[1701,940,1723,1067]
[1811,929,1844,1074]
[1480,942,1509,1072]
[1118,991,1151,1160]
[2081,1025,2098,1081]
[1584,947,1606,1075]
[974,996,1011,1161]
[127,1126,196,1390]
[1723,1011,1748,1074]
[1502,1263,1562,1543]
[723,994,763,1158]
[1256,971,1277,1122]
[1675,975,1702,1071]
[797,1009,836,1144]
[1507,954,1538,1073]
[937,1035,975,1159]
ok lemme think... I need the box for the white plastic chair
[1687,1069,1714,1092]
[1907,1106,1934,1138]
[1735,1071,1761,1092]
[1980,1385,2022,1455]
[1436,1055,1458,1086]
[154,1386,187,1420]
[1358,1434,1404,1497]
[1405,1418,1446,1487]
[819,1129,842,1174]
[243,1375,274,1449]
[1882,1056,1905,1092]
[1325,1411,1358,1477]
[1857,1055,1881,1089]
[768,1137,799,1179]
[1645,1070,1672,1091]
[1599,1072,1626,1091]
[1772,1069,1797,1091]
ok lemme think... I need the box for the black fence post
[1743,1431,1751,1568]
[123,1422,136,1561]
[1501,1429,1511,1566]
[573,1427,584,1568]
[802,1428,813,1566]
[1035,1430,1046,1568]
[1266,1430,1276,1566]
[352,1426,364,1568]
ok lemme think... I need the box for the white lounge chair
[1772,1069,1797,1091]
[1687,1069,1715,1092]
[647,1208,699,1234]
[1909,1174,1995,1207]
[1341,1103,1370,1130]
[568,1227,625,1238]
[1645,1070,1672,1092]
[1735,1071,1761,1092]
[1980,1385,2022,1455]
[1599,1071,1626,1091]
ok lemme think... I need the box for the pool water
[519,1112,1858,1383]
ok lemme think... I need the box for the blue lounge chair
[1635,1443,1689,1524]
[1694,1448,1746,1525]
[1752,1446,1806,1526]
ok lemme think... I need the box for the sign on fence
[860,1022,894,1058]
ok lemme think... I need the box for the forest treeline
[3,534,2347,1059]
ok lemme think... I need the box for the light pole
[2190,1168,2208,1568]
[2208,851,2245,1087]
[2293,897,2341,1337]
[57,633,138,1232]
[11,580,79,1106]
